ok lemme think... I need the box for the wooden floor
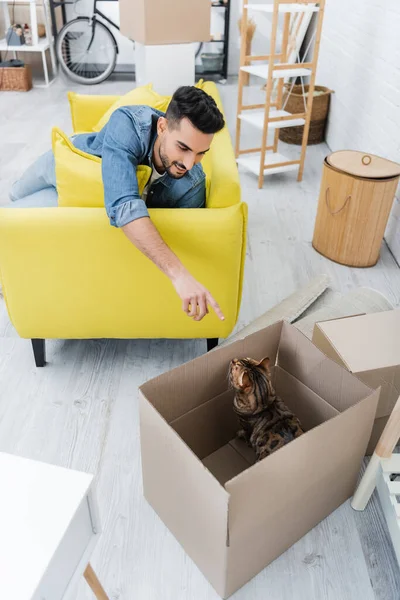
[1,74,400,600]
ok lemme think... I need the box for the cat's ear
[239,370,251,391]
[258,357,270,372]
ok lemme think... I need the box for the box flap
[139,391,229,597]
[170,389,239,460]
[312,322,348,369]
[228,438,257,465]
[202,444,251,486]
[139,321,283,423]
[223,387,379,597]
[274,365,339,429]
[313,314,365,325]
[278,322,374,412]
[313,310,400,373]
[356,365,400,419]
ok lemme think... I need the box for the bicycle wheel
[56,17,117,85]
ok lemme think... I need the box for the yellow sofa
[0,81,247,366]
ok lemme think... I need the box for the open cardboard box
[139,321,379,598]
[313,309,400,455]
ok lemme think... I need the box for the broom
[238,16,256,86]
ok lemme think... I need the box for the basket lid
[326,150,400,179]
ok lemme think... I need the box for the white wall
[316,0,400,262]
[228,0,279,75]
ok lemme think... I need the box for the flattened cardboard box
[312,309,400,455]
[139,321,379,598]
[119,0,211,45]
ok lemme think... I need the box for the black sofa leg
[31,339,46,367]
[207,338,219,352]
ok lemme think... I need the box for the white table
[0,452,109,600]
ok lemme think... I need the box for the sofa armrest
[206,125,241,209]
[0,204,248,340]
[201,82,241,209]
[68,92,119,133]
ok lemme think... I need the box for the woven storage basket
[279,84,332,145]
[0,66,32,91]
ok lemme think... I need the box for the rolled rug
[294,286,394,339]
[218,274,331,348]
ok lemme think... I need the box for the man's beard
[159,145,187,179]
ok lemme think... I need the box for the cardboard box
[119,0,211,45]
[312,310,400,455]
[139,321,379,598]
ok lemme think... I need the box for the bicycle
[56,0,204,85]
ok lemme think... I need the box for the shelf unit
[196,0,230,81]
[235,0,325,187]
[0,0,57,86]
[0,35,50,52]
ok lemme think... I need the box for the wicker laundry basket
[279,84,332,145]
[0,65,32,91]
[312,150,400,267]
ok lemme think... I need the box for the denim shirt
[72,106,206,228]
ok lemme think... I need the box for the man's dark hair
[166,86,225,134]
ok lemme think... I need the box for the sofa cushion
[93,83,169,132]
[52,127,151,208]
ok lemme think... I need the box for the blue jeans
[8,150,58,208]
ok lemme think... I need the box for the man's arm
[122,218,224,322]
[102,109,224,322]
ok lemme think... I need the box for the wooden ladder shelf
[235,0,326,188]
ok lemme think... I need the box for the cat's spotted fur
[229,356,304,461]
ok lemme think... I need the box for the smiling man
[9,86,226,322]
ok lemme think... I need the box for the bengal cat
[228,356,304,461]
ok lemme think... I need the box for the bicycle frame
[85,0,121,53]
[92,0,120,32]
